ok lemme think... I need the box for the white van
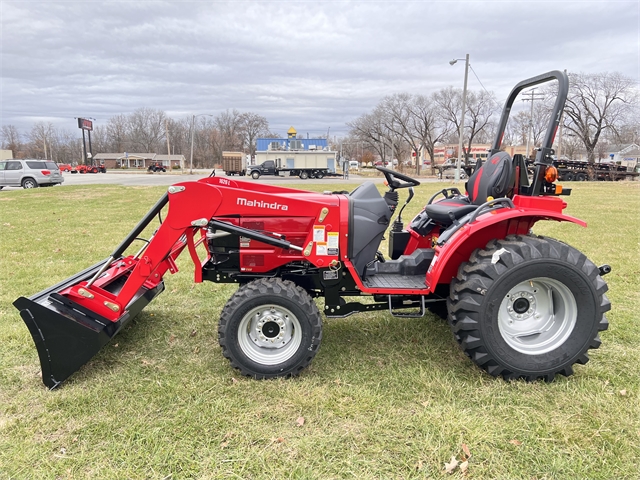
[349,160,359,171]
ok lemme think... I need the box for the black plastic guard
[13,259,165,389]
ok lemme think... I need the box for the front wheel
[251,171,260,179]
[448,234,609,381]
[218,278,323,378]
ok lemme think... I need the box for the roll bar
[488,70,569,196]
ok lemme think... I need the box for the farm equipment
[74,164,106,174]
[524,157,640,182]
[148,162,167,173]
[14,71,611,389]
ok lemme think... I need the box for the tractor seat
[423,152,514,226]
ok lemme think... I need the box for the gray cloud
[2,1,638,138]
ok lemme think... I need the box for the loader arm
[13,183,227,388]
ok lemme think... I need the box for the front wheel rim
[237,305,302,365]
[498,277,577,355]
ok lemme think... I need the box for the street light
[449,54,469,183]
[190,113,213,174]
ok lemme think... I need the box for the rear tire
[299,171,309,179]
[575,172,587,181]
[22,178,38,189]
[218,278,322,378]
[563,172,575,181]
[448,234,609,381]
[315,171,325,179]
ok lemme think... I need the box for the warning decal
[313,226,325,242]
[316,242,327,256]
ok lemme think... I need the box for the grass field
[0,181,638,479]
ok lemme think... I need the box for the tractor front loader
[15,71,611,389]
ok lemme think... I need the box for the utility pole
[449,54,469,183]
[522,88,545,159]
[165,118,171,170]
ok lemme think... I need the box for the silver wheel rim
[24,181,35,188]
[498,277,577,355]
[237,304,302,365]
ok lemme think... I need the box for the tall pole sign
[77,118,94,165]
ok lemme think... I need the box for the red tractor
[74,164,106,174]
[14,71,610,389]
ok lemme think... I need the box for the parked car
[349,160,359,171]
[57,163,73,172]
[0,159,64,189]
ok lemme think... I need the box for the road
[2,169,441,191]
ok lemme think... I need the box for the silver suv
[0,159,64,189]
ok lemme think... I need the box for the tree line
[2,71,637,169]
[343,71,638,173]
[1,109,273,169]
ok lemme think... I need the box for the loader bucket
[14,193,171,389]
[14,258,165,389]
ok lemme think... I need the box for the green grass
[0,181,638,479]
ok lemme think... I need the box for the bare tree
[562,72,638,163]
[106,114,129,152]
[239,112,270,159]
[434,87,498,161]
[380,93,424,173]
[127,108,166,153]
[410,94,451,174]
[1,125,22,155]
[27,122,54,159]
[215,109,244,151]
[347,110,392,163]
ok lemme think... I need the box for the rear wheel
[251,171,260,179]
[22,178,38,189]
[218,278,323,378]
[315,171,325,179]
[563,172,575,181]
[299,171,309,179]
[448,234,609,381]
[575,172,587,181]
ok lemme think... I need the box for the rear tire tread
[447,234,609,382]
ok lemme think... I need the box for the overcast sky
[2,0,638,138]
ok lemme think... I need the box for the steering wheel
[376,166,421,189]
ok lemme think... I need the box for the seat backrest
[465,151,514,205]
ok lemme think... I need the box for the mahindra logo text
[237,197,289,211]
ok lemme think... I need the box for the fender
[424,205,586,292]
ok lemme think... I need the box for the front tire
[448,234,609,381]
[251,171,260,179]
[218,279,322,378]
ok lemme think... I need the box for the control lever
[392,187,414,232]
